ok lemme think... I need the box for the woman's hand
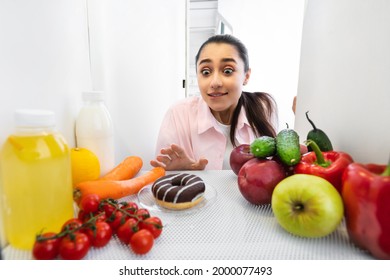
[150,144,208,171]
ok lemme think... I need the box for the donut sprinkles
[151,173,206,210]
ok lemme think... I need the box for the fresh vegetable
[135,208,151,221]
[305,111,333,152]
[130,229,154,255]
[140,217,163,239]
[59,232,91,260]
[106,210,126,233]
[294,140,353,193]
[117,218,140,244]
[276,125,301,166]
[74,167,166,201]
[79,193,100,214]
[32,197,164,259]
[99,156,143,181]
[250,136,276,158]
[32,232,61,260]
[61,218,83,232]
[342,161,390,260]
[101,202,116,218]
[83,221,112,248]
[121,201,138,216]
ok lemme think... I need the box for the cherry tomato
[140,217,163,239]
[77,209,88,221]
[84,221,112,247]
[121,201,138,215]
[32,232,61,260]
[101,203,116,218]
[59,232,91,260]
[79,194,100,214]
[106,210,126,232]
[79,210,107,224]
[117,218,139,244]
[130,229,154,255]
[94,211,107,223]
[61,218,83,232]
[135,208,150,221]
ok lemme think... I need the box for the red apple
[238,158,286,205]
[230,144,255,175]
[273,155,295,177]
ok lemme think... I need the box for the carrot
[74,167,166,201]
[99,156,143,181]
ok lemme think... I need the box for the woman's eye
[201,69,211,75]
[223,68,234,75]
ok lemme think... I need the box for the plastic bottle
[75,91,115,176]
[0,110,74,249]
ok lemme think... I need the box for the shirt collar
[197,97,251,134]
[197,98,215,134]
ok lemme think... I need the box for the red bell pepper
[342,161,390,259]
[294,140,353,193]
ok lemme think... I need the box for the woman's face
[196,42,251,124]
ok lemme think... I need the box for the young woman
[150,34,278,170]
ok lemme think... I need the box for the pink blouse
[154,96,257,170]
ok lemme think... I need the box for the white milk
[75,91,115,176]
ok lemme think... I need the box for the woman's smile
[207,91,228,97]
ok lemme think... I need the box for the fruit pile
[230,112,390,260]
[32,194,162,260]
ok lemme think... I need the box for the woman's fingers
[150,159,163,168]
[151,144,209,170]
[170,144,186,159]
[150,156,169,168]
[191,157,208,170]
[161,146,179,161]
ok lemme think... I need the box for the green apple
[271,174,344,238]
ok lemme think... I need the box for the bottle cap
[82,91,104,101]
[14,109,56,128]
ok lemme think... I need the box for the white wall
[0,0,186,167]
[0,0,92,148]
[218,0,305,131]
[87,0,186,167]
[0,0,186,247]
[295,0,390,164]
[0,0,92,251]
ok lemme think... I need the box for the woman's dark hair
[195,34,277,145]
[231,91,277,145]
[196,34,250,72]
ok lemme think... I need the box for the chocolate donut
[151,173,206,210]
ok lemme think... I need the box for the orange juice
[0,110,74,249]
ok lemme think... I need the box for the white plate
[137,183,217,215]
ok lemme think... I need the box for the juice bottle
[75,91,115,176]
[0,110,74,250]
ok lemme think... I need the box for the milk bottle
[75,91,115,176]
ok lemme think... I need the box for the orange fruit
[70,147,100,186]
